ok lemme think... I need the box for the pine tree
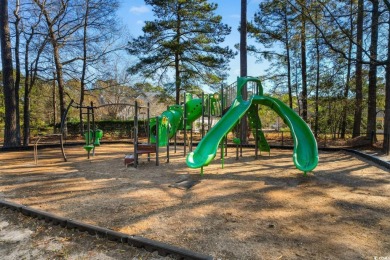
[127,0,234,104]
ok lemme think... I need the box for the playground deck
[0,143,389,259]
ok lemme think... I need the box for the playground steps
[247,105,270,153]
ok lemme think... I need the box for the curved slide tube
[150,98,203,147]
[186,96,318,172]
[187,98,252,168]
[255,96,318,172]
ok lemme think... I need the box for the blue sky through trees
[118,0,269,85]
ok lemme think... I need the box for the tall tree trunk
[23,42,31,146]
[314,32,320,137]
[0,0,20,147]
[240,0,248,144]
[80,0,90,134]
[175,2,182,105]
[295,61,301,115]
[52,72,56,127]
[366,0,379,139]
[34,0,67,135]
[284,7,293,109]
[13,0,21,143]
[314,7,320,137]
[352,0,364,138]
[341,0,354,139]
[300,1,308,122]
[52,44,66,134]
[383,0,390,154]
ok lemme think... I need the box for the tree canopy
[127,0,235,104]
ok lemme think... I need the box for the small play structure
[186,77,319,174]
[131,91,223,167]
[79,102,103,159]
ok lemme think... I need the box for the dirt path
[0,144,389,259]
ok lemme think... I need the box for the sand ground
[0,143,389,259]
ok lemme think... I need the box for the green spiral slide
[186,77,319,173]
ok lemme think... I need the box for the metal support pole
[147,102,150,161]
[87,105,91,159]
[190,126,193,152]
[166,121,170,163]
[134,101,138,168]
[183,92,187,156]
[91,101,96,157]
[156,116,159,166]
[201,92,205,138]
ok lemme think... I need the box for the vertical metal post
[255,119,258,159]
[166,120,169,163]
[86,105,91,159]
[221,84,224,117]
[190,126,193,152]
[91,101,97,157]
[208,94,211,131]
[134,101,138,168]
[174,131,177,153]
[221,136,224,169]
[201,92,205,138]
[147,102,150,143]
[156,116,159,166]
[147,102,151,162]
[183,92,187,156]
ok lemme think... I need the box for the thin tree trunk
[352,0,364,138]
[13,0,21,142]
[314,7,320,137]
[366,0,379,139]
[300,1,308,122]
[341,0,354,139]
[23,42,31,147]
[383,0,390,154]
[34,0,67,135]
[52,72,56,127]
[80,0,90,134]
[314,36,320,137]
[284,7,293,109]
[240,0,248,144]
[175,2,182,105]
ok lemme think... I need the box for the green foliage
[127,0,235,96]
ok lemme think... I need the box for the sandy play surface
[0,143,389,259]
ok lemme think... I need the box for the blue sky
[117,0,268,85]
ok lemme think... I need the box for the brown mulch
[0,143,389,259]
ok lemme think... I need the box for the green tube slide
[186,96,319,173]
[254,96,318,172]
[150,98,203,147]
[186,98,252,168]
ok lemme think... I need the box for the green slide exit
[255,96,318,172]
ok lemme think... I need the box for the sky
[117,0,269,85]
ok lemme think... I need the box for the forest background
[0,0,389,153]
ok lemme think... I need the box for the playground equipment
[61,100,147,161]
[129,91,223,167]
[186,76,319,174]
[80,102,103,159]
[149,92,223,154]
